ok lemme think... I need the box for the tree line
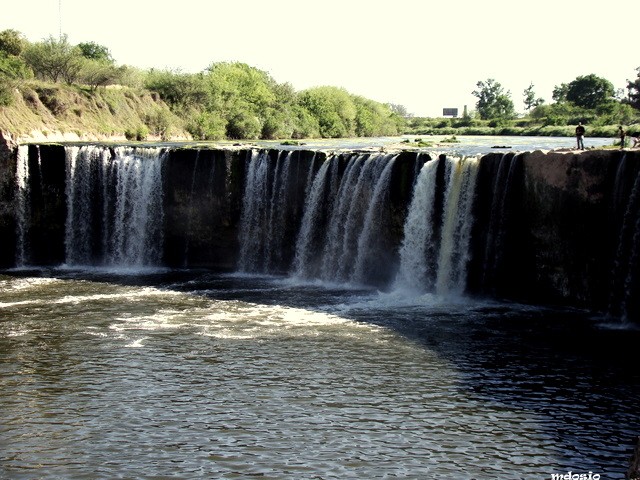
[0,30,404,140]
[407,72,640,137]
[3,29,640,140]
[472,73,639,126]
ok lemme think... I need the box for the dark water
[1,268,638,479]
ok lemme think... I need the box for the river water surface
[1,268,638,479]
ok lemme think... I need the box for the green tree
[0,29,27,56]
[205,62,276,114]
[298,86,357,138]
[144,69,209,110]
[290,105,320,139]
[79,60,125,91]
[77,41,114,63]
[0,52,32,80]
[564,74,615,109]
[0,29,32,105]
[627,67,640,109]
[388,103,410,117]
[226,107,262,139]
[523,83,544,112]
[353,96,402,137]
[472,78,515,120]
[552,83,568,102]
[186,111,227,140]
[22,35,83,83]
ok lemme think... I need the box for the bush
[144,108,172,140]
[0,78,13,106]
[0,52,32,80]
[186,111,226,140]
[226,110,262,139]
[261,108,292,139]
[124,125,148,141]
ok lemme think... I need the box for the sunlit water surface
[0,269,638,479]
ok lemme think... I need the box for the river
[1,267,638,479]
[1,136,638,479]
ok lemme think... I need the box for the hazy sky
[2,0,637,116]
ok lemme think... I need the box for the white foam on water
[53,287,182,306]
[102,294,379,343]
[124,338,147,348]
[0,276,63,292]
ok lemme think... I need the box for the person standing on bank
[575,122,586,150]
[619,125,626,149]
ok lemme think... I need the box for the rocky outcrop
[1,143,638,319]
[521,149,639,316]
[0,132,18,266]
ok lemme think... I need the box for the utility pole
[58,0,62,39]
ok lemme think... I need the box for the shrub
[124,125,148,141]
[144,108,172,140]
[186,111,226,140]
[226,110,262,139]
[0,78,13,106]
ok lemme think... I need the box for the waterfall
[15,145,30,267]
[352,155,398,284]
[290,153,400,284]
[237,150,301,273]
[435,156,479,295]
[64,145,165,268]
[292,157,337,278]
[265,151,293,271]
[320,156,366,280]
[395,157,439,292]
[394,155,479,296]
[183,150,201,266]
[330,154,390,282]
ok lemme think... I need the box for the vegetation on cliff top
[2,28,640,141]
[0,30,403,141]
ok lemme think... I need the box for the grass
[0,80,188,141]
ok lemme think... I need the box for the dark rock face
[520,150,640,317]
[0,133,17,267]
[1,143,638,320]
[162,148,245,270]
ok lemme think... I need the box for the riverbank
[404,122,640,139]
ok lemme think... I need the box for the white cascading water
[15,145,30,267]
[238,150,297,273]
[292,157,336,278]
[395,155,479,296]
[265,151,293,271]
[291,153,400,284]
[109,147,164,266]
[64,145,165,267]
[435,156,480,296]
[330,155,391,281]
[237,150,270,272]
[65,145,102,265]
[319,155,367,280]
[394,156,439,292]
[352,155,398,283]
